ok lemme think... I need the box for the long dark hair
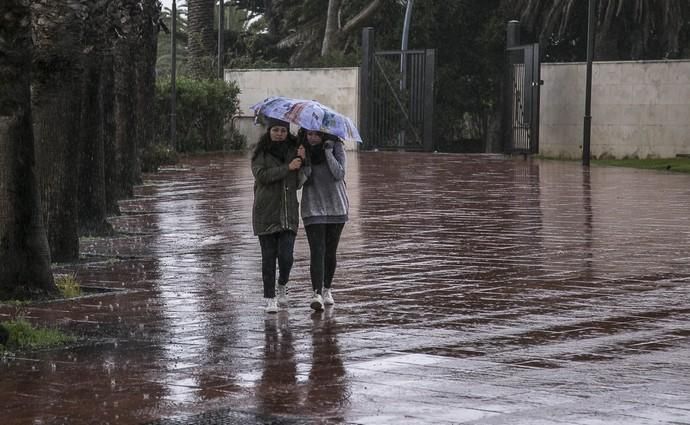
[252,129,298,161]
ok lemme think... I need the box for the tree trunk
[321,0,341,56]
[31,1,84,263]
[137,0,161,156]
[33,87,83,262]
[102,53,120,216]
[324,0,383,57]
[78,54,113,236]
[187,0,216,78]
[0,0,56,298]
[113,37,139,201]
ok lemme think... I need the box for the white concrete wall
[539,60,690,159]
[225,67,360,150]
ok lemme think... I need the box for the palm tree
[157,4,189,76]
[274,0,385,65]
[136,0,162,176]
[78,0,123,236]
[0,0,57,298]
[113,0,145,201]
[187,0,216,78]
[31,0,87,262]
[79,0,159,234]
[511,0,689,60]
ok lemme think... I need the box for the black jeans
[258,231,296,298]
[305,223,345,294]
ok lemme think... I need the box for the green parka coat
[251,137,304,236]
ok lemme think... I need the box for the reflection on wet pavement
[2,152,690,424]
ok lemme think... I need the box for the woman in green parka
[251,118,306,313]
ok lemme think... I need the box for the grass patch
[55,274,82,298]
[592,158,690,173]
[0,319,75,352]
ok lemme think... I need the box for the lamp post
[218,0,224,79]
[171,0,177,150]
[398,0,414,147]
[400,0,414,89]
[582,0,596,166]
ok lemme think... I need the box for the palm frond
[276,23,321,49]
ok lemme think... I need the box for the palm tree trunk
[137,0,161,160]
[114,38,139,200]
[33,86,83,262]
[187,0,216,78]
[0,0,56,298]
[31,1,84,263]
[78,54,113,236]
[102,53,120,216]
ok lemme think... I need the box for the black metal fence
[360,28,435,151]
[505,43,541,154]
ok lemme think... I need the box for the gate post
[531,43,542,155]
[507,20,520,48]
[503,20,521,153]
[360,27,374,148]
[423,49,435,152]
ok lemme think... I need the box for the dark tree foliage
[167,0,690,150]
[511,0,690,61]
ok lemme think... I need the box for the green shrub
[224,127,248,151]
[0,319,75,351]
[155,77,241,153]
[141,144,179,172]
[55,274,81,298]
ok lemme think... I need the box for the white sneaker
[277,284,288,306]
[265,298,278,314]
[310,291,324,311]
[323,288,334,306]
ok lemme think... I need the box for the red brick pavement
[2,152,690,424]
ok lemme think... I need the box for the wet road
[2,152,690,424]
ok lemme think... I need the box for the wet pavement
[2,151,690,425]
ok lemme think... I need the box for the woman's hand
[288,157,303,171]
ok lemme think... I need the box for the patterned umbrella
[250,96,362,143]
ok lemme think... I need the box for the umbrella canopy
[250,96,362,143]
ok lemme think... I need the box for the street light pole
[398,0,414,147]
[400,0,414,89]
[582,0,596,166]
[171,0,177,150]
[218,0,224,79]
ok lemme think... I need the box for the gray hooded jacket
[300,140,349,226]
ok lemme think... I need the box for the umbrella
[250,96,362,143]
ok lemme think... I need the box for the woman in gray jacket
[299,129,349,311]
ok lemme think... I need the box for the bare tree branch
[321,0,340,56]
[341,0,383,34]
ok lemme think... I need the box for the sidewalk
[2,152,690,425]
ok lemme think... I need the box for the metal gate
[505,43,541,154]
[360,28,435,151]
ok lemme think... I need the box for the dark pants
[258,231,296,298]
[305,223,345,294]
